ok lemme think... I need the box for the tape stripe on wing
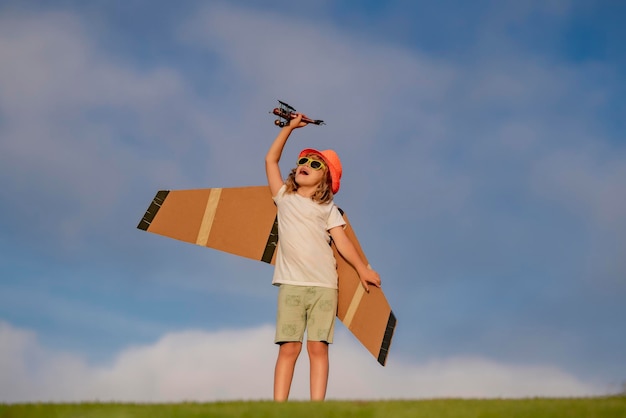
[196,188,222,246]
[137,190,170,231]
[377,312,397,366]
[261,216,279,264]
[342,285,365,329]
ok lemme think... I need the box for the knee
[278,342,302,360]
[307,341,329,359]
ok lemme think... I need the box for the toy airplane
[271,100,325,127]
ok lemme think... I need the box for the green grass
[1,397,625,418]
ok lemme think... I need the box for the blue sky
[1,0,625,401]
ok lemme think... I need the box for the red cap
[299,148,342,194]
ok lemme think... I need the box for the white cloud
[0,11,218,253]
[531,146,626,226]
[529,145,626,289]
[0,320,606,402]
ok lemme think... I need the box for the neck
[296,186,316,198]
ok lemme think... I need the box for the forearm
[266,125,297,195]
[265,126,295,165]
[338,242,369,274]
[330,226,381,290]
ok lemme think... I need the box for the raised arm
[265,113,307,196]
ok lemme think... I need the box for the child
[265,113,382,401]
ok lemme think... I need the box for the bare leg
[307,341,329,401]
[274,342,302,401]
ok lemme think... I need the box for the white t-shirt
[272,184,346,289]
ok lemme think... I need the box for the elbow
[265,153,278,165]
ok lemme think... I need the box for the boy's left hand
[358,266,381,292]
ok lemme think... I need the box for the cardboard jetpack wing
[137,185,396,366]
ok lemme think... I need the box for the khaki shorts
[275,284,338,344]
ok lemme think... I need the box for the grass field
[1,397,625,418]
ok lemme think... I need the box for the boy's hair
[284,165,334,204]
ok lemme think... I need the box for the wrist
[356,265,369,275]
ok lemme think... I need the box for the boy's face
[295,155,327,189]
